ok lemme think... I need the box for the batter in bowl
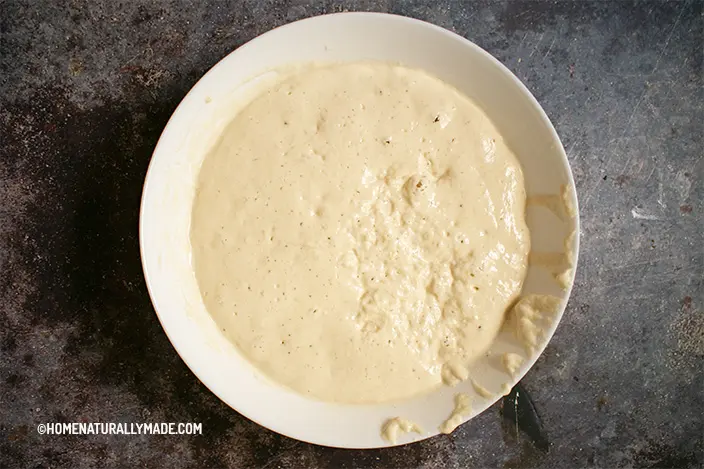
[190,63,530,404]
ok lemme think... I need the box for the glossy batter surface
[191,63,530,403]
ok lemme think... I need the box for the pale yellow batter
[508,294,561,354]
[439,393,472,434]
[191,63,530,404]
[381,418,423,444]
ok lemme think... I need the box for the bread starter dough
[439,393,472,434]
[508,294,561,354]
[190,62,530,404]
[502,352,525,377]
[381,417,423,444]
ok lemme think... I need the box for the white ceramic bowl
[140,12,579,448]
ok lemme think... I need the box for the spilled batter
[191,63,530,404]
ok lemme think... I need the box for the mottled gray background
[1,0,702,468]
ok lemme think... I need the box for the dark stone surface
[1,0,702,467]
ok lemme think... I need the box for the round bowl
[139,12,579,448]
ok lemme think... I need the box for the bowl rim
[139,11,580,448]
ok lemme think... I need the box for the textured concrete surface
[1,0,702,467]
